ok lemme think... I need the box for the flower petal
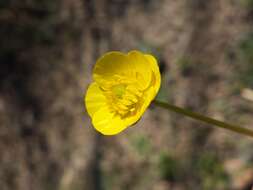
[144,54,161,98]
[127,50,153,90]
[85,82,107,117]
[93,51,153,90]
[92,106,128,135]
[93,51,131,86]
[92,98,153,135]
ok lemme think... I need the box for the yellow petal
[133,87,155,122]
[93,51,131,86]
[85,82,107,117]
[92,106,128,135]
[144,54,161,98]
[92,102,150,135]
[93,51,153,90]
[124,88,156,128]
[127,50,153,90]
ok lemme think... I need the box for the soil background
[1,0,253,190]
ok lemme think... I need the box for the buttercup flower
[85,50,161,135]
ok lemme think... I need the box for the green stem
[153,99,253,138]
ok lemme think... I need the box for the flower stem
[153,99,253,138]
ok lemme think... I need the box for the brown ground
[0,0,253,190]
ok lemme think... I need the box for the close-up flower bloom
[85,50,161,135]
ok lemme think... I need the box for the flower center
[112,84,126,99]
[104,82,143,118]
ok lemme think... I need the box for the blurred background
[1,0,253,190]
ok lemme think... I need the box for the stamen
[101,75,144,118]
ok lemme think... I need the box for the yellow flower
[85,50,161,135]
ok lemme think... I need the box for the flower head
[85,50,161,135]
